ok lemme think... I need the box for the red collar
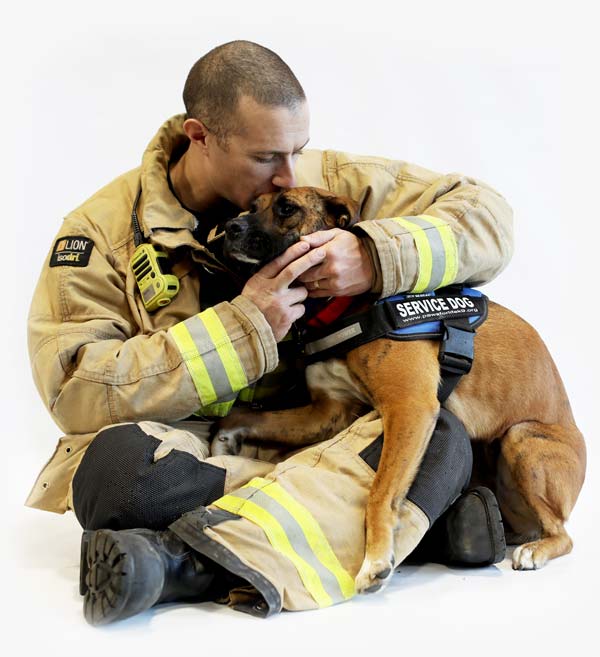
[306,296,361,328]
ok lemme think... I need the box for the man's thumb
[299,229,339,248]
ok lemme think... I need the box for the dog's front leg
[212,394,365,456]
[212,359,368,456]
[348,340,441,594]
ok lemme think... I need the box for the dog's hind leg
[497,421,586,570]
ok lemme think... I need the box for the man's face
[202,95,310,210]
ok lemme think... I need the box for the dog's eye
[278,203,298,218]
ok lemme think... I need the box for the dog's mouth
[224,230,275,262]
[224,248,262,265]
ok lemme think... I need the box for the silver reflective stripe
[184,314,233,399]
[234,486,347,604]
[407,216,447,290]
[305,322,363,356]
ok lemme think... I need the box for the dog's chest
[305,359,371,405]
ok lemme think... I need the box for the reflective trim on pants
[212,476,355,607]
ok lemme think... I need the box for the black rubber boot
[409,486,506,566]
[80,528,230,626]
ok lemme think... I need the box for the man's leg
[72,421,249,625]
[77,410,505,625]
[403,409,506,566]
[72,421,224,530]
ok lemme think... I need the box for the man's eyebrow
[254,138,310,156]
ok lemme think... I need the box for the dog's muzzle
[224,217,279,265]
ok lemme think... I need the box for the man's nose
[271,156,296,189]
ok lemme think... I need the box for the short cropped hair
[183,40,306,143]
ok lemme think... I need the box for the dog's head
[222,187,360,269]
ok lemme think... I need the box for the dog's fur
[213,187,586,593]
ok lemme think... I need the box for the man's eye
[253,155,275,164]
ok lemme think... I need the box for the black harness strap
[437,317,476,403]
[301,287,488,404]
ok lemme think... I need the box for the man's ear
[183,118,210,150]
[323,195,361,229]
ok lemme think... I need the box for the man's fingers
[299,229,340,248]
[288,285,309,305]
[290,302,307,322]
[307,286,332,299]
[297,263,325,283]
[258,241,310,278]
[276,248,326,287]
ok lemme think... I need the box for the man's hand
[242,241,326,341]
[297,229,374,297]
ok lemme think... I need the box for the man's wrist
[360,235,383,294]
[231,295,279,374]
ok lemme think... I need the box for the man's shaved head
[183,40,306,144]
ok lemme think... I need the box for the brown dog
[212,187,586,593]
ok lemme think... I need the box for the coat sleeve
[325,152,514,297]
[27,220,278,435]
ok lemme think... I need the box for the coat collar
[139,114,196,236]
[136,115,225,268]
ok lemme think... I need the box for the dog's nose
[225,219,248,239]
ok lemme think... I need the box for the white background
[3,0,599,654]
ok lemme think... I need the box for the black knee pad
[405,408,473,525]
[359,408,473,526]
[72,424,226,531]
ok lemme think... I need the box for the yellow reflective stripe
[238,386,255,402]
[389,215,458,292]
[418,215,458,287]
[244,477,355,600]
[169,322,217,405]
[169,307,250,409]
[201,308,248,391]
[213,494,333,607]
[195,400,236,417]
[391,217,432,292]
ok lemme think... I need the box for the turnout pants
[73,410,472,616]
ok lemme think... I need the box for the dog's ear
[323,195,361,229]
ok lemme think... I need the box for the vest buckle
[438,324,474,375]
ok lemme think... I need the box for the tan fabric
[26,114,513,512]
[298,150,514,296]
[172,412,429,612]
[139,420,212,462]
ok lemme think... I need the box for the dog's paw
[355,555,395,594]
[211,429,245,456]
[512,542,549,570]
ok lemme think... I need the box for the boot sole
[469,486,507,565]
[80,530,164,626]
